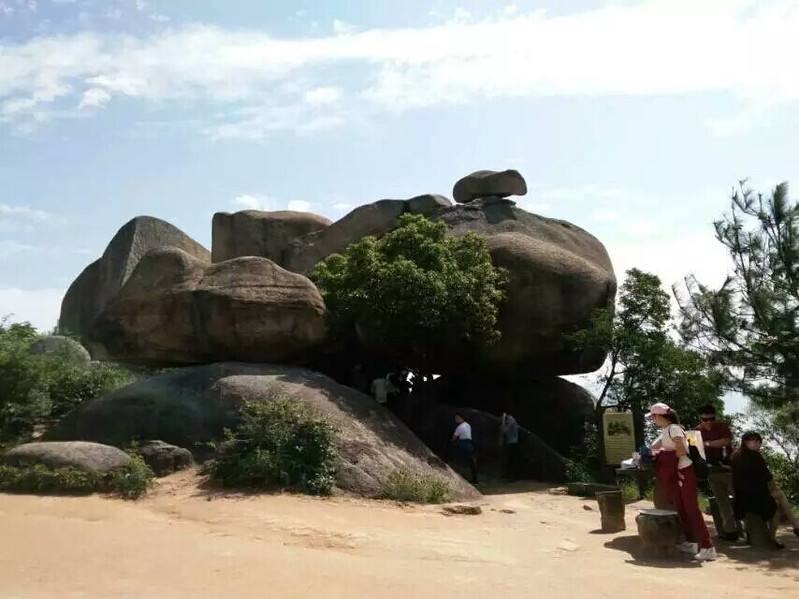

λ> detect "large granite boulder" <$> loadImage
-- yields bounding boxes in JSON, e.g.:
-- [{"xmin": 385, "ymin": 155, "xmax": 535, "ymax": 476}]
[
  {"xmin": 29, "ymin": 335, "xmax": 91, "ymax": 364},
  {"xmin": 212, "ymin": 210, "xmax": 332, "ymax": 266},
  {"xmin": 85, "ymin": 248, "xmax": 326, "ymax": 365},
  {"xmin": 59, "ymin": 216, "xmax": 210, "ymax": 338},
  {"xmin": 438, "ymin": 201, "xmax": 615, "ymax": 376},
  {"xmin": 48, "ymin": 363, "xmax": 478, "ymax": 499},
  {"xmin": 286, "ymin": 194, "xmax": 452, "ymax": 274},
  {"xmin": 432, "ymin": 375, "xmax": 596, "ymax": 455},
  {"xmin": 2, "ymin": 441, "xmax": 131, "ymax": 472},
  {"xmin": 452, "ymin": 169, "xmax": 527, "ymax": 204}
]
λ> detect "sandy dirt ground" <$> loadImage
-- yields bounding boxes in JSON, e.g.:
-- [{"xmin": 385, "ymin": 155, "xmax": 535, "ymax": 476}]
[{"xmin": 1, "ymin": 471, "xmax": 797, "ymax": 599}]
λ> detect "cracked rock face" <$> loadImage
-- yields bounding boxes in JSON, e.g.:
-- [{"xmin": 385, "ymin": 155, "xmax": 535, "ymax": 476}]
[{"xmin": 85, "ymin": 248, "xmax": 327, "ymax": 366}]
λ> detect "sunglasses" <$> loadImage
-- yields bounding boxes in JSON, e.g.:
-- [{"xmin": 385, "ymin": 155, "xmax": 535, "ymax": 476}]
[{"xmin": 700, "ymin": 417, "xmax": 716, "ymax": 422}]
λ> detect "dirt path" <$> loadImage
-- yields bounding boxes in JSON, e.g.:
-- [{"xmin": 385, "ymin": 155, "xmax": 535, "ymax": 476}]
[{"xmin": 1, "ymin": 471, "xmax": 797, "ymax": 598}]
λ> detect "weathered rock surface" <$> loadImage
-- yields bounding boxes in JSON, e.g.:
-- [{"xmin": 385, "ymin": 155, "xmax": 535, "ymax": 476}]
[
  {"xmin": 85, "ymin": 249, "xmax": 326, "ymax": 365},
  {"xmin": 29, "ymin": 335, "xmax": 91, "ymax": 364},
  {"xmin": 49, "ymin": 363, "xmax": 478, "ymax": 499},
  {"xmin": 285, "ymin": 195, "xmax": 452, "ymax": 274},
  {"xmin": 2, "ymin": 441, "xmax": 131, "ymax": 472},
  {"xmin": 438, "ymin": 202, "xmax": 615, "ymax": 375},
  {"xmin": 452, "ymin": 169, "xmax": 527, "ymax": 204},
  {"xmin": 59, "ymin": 216, "xmax": 210, "ymax": 338},
  {"xmin": 137, "ymin": 440, "xmax": 193, "ymax": 476},
  {"xmin": 212, "ymin": 210, "xmax": 332, "ymax": 266},
  {"xmin": 438, "ymin": 375, "xmax": 596, "ymax": 455}
]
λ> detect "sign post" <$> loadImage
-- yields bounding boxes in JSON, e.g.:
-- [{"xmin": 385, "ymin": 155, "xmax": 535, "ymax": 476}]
[{"xmin": 603, "ymin": 411, "xmax": 635, "ymax": 466}]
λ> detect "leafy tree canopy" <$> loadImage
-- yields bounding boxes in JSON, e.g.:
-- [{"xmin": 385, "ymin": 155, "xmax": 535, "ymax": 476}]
[{"xmin": 310, "ymin": 214, "xmax": 508, "ymax": 372}]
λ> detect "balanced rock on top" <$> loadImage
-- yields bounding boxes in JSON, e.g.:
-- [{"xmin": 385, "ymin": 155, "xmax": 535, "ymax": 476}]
[{"xmin": 452, "ymin": 169, "xmax": 527, "ymax": 204}]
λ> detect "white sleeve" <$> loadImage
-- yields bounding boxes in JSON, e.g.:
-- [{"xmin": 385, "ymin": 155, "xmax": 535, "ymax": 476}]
[{"xmin": 668, "ymin": 425, "xmax": 685, "ymax": 439}]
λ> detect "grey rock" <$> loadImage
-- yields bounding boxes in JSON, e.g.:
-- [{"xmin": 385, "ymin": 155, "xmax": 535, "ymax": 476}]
[
  {"xmin": 452, "ymin": 169, "xmax": 527, "ymax": 204},
  {"xmin": 85, "ymin": 248, "xmax": 327, "ymax": 366},
  {"xmin": 59, "ymin": 216, "xmax": 210, "ymax": 339},
  {"xmin": 29, "ymin": 336, "xmax": 91, "ymax": 364},
  {"xmin": 2, "ymin": 441, "xmax": 131, "ymax": 472},
  {"xmin": 212, "ymin": 210, "xmax": 332, "ymax": 266},
  {"xmin": 286, "ymin": 195, "xmax": 452, "ymax": 274},
  {"xmin": 137, "ymin": 440, "xmax": 193, "ymax": 477},
  {"xmin": 48, "ymin": 363, "xmax": 479, "ymax": 500}
]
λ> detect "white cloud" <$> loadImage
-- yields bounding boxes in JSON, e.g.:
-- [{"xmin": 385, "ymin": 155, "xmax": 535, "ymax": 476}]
[
  {"xmin": 231, "ymin": 194, "xmax": 273, "ymax": 211},
  {"xmin": 1, "ymin": 1, "xmax": 797, "ymax": 134},
  {"xmin": 332, "ymin": 19, "xmax": 357, "ymax": 35},
  {"xmin": 0, "ymin": 287, "xmax": 63, "ymax": 332},
  {"xmin": 78, "ymin": 87, "xmax": 111, "ymax": 110},
  {"xmin": 134, "ymin": 0, "xmax": 147, "ymax": 12},
  {"xmin": 303, "ymin": 86, "xmax": 341, "ymax": 106},
  {"xmin": 287, "ymin": 200, "xmax": 312, "ymax": 212},
  {"xmin": 0, "ymin": 203, "xmax": 51, "ymax": 221},
  {"xmin": 0, "ymin": 239, "xmax": 37, "ymax": 259}
]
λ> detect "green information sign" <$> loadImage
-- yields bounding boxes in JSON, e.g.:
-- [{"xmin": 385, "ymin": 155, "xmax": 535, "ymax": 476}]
[{"xmin": 603, "ymin": 411, "xmax": 635, "ymax": 465}]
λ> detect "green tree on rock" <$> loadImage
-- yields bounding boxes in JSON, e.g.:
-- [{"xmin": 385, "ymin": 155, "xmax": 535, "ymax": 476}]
[
  {"xmin": 570, "ymin": 269, "xmax": 722, "ymax": 462},
  {"xmin": 310, "ymin": 214, "xmax": 508, "ymax": 374}
]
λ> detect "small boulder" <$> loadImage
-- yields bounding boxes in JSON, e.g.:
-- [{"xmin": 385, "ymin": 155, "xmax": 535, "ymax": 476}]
[
  {"xmin": 442, "ymin": 504, "xmax": 482, "ymax": 516},
  {"xmin": 29, "ymin": 336, "xmax": 91, "ymax": 364},
  {"xmin": 2, "ymin": 441, "xmax": 131, "ymax": 472},
  {"xmin": 137, "ymin": 440, "xmax": 193, "ymax": 476},
  {"xmin": 452, "ymin": 169, "xmax": 527, "ymax": 204}
]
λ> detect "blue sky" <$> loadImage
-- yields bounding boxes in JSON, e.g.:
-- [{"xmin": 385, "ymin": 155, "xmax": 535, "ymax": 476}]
[{"xmin": 1, "ymin": 0, "xmax": 797, "ymax": 412}]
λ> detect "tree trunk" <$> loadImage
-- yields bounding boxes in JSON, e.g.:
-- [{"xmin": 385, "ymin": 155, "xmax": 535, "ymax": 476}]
[
  {"xmin": 635, "ymin": 509, "xmax": 682, "ymax": 557},
  {"xmin": 596, "ymin": 490, "xmax": 626, "ymax": 532}
]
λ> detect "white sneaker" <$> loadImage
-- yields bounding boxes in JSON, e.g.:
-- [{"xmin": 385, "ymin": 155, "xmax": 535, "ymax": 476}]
[
  {"xmin": 677, "ymin": 542, "xmax": 699, "ymax": 554},
  {"xmin": 694, "ymin": 547, "xmax": 718, "ymax": 562}
]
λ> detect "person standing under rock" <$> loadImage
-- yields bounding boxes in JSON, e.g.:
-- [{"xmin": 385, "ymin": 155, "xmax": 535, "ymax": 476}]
[
  {"xmin": 499, "ymin": 412, "xmax": 521, "ymax": 481},
  {"xmin": 649, "ymin": 403, "xmax": 716, "ymax": 562},
  {"xmin": 452, "ymin": 413, "xmax": 479, "ymax": 485}
]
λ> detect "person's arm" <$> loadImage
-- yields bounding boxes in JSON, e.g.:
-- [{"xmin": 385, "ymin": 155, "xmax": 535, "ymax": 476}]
[
  {"xmin": 705, "ymin": 425, "xmax": 732, "ymax": 448},
  {"xmin": 669, "ymin": 426, "xmax": 692, "ymax": 469}
]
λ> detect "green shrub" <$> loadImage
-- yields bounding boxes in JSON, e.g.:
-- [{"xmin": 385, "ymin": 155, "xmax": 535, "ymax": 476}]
[
  {"xmin": 620, "ymin": 481, "xmax": 641, "ymax": 504},
  {"xmin": 0, "ymin": 319, "xmax": 133, "ymax": 447},
  {"xmin": 210, "ymin": 397, "xmax": 337, "ymax": 496},
  {"xmin": 0, "ymin": 456, "xmax": 153, "ymax": 499},
  {"xmin": 765, "ymin": 451, "xmax": 799, "ymax": 506},
  {"xmin": 380, "ymin": 470, "xmax": 453, "ymax": 504}
]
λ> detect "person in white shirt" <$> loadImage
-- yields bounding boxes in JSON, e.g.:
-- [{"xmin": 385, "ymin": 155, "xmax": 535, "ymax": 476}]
[
  {"xmin": 649, "ymin": 402, "xmax": 716, "ymax": 562},
  {"xmin": 451, "ymin": 413, "xmax": 478, "ymax": 484}
]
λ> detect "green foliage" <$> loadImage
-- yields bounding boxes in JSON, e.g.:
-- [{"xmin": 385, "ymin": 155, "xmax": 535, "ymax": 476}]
[
  {"xmin": 0, "ymin": 319, "xmax": 133, "ymax": 447},
  {"xmin": 764, "ymin": 451, "xmax": 799, "ymax": 506},
  {"xmin": 380, "ymin": 470, "xmax": 453, "ymax": 504},
  {"xmin": 677, "ymin": 181, "xmax": 799, "ymax": 422},
  {"xmin": 620, "ymin": 481, "xmax": 641, "ymax": 504},
  {"xmin": 0, "ymin": 456, "xmax": 153, "ymax": 499},
  {"xmin": 210, "ymin": 397, "xmax": 338, "ymax": 495},
  {"xmin": 311, "ymin": 214, "xmax": 508, "ymax": 371},
  {"xmin": 569, "ymin": 269, "xmax": 723, "ymax": 451},
  {"xmin": 565, "ymin": 422, "xmax": 601, "ymax": 482}
]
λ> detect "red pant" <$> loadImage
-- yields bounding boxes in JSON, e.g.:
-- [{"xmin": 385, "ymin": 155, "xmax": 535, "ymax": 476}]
[{"xmin": 656, "ymin": 450, "xmax": 713, "ymax": 549}]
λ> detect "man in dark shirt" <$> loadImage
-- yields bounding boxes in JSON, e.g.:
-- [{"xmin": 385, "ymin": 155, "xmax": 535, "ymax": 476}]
[
  {"xmin": 696, "ymin": 404, "xmax": 737, "ymax": 540},
  {"xmin": 696, "ymin": 405, "xmax": 732, "ymax": 464}
]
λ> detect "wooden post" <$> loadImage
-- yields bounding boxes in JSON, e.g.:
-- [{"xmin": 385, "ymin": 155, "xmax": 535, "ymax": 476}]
[
  {"xmin": 596, "ymin": 490, "xmax": 626, "ymax": 532},
  {"xmin": 635, "ymin": 509, "xmax": 682, "ymax": 558},
  {"xmin": 744, "ymin": 513, "xmax": 772, "ymax": 548}
]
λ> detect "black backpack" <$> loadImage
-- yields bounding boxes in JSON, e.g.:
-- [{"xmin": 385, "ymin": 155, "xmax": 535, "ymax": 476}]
[{"xmin": 668, "ymin": 426, "xmax": 709, "ymax": 479}]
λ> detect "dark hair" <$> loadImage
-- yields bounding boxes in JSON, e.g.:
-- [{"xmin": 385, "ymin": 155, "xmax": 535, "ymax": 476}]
[
  {"xmin": 699, "ymin": 404, "xmax": 717, "ymax": 415},
  {"xmin": 663, "ymin": 409, "xmax": 680, "ymax": 425},
  {"xmin": 741, "ymin": 431, "xmax": 763, "ymax": 444},
  {"xmin": 454, "ymin": 412, "xmax": 465, "ymax": 420},
  {"xmin": 733, "ymin": 431, "xmax": 763, "ymax": 460}
]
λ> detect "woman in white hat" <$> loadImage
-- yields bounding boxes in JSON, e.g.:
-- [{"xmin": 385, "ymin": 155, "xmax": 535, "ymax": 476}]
[{"xmin": 649, "ymin": 402, "xmax": 717, "ymax": 562}]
